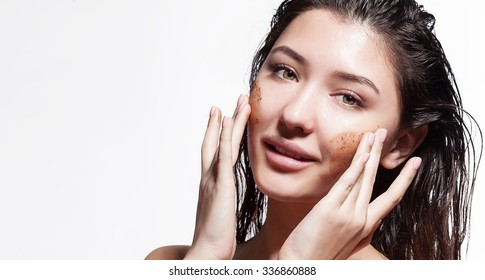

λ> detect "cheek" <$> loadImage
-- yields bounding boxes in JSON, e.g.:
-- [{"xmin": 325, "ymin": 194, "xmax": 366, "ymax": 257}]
[
  {"xmin": 327, "ymin": 132, "xmax": 364, "ymax": 176},
  {"xmin": 249, "ymin": 81, "xmax": 262, "ymax": 125},
  {"xmin": 247, "ymin": 81, "xmax": 262, "ymax": 173}
]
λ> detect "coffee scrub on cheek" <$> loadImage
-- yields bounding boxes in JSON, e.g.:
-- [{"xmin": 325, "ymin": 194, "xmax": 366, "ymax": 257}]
[
  {"xmin": 327, "ymin": 131, "xmax": 365, "ymax": 177},
  {"xmin": 249, "ymin": 81, "xmax": 262, "ymax": 125}
]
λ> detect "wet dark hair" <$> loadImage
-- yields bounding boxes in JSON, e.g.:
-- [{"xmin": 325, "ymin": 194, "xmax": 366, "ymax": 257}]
[{"xmin": 234, "ymin": 0, "xmax": 482, "ymax": 259}]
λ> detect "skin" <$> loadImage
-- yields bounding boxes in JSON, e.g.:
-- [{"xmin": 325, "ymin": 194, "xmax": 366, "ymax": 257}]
[
  {"xmin": 238, "ymin": 9, "xmax": 405, "ymax": 259},
  {"xmin": 247, "ymin": 10, "xmax": 401, "ymax": 204},
  {"xmin": 251, "ymin": 82, "xmax": 365, "ymax": 177},
  {"xmin": 249, "ymin": 82, "xmax": 262, "ymax": 124},
  {"xmin": 328, "ymin": 131, "xmax": 365, "ymax": 174},
  {"xmin": 146, "ymin": 8, "xmax": 425, "ymax": 260}
]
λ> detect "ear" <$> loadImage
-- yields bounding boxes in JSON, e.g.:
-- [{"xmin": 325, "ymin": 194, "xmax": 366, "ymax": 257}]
[{"xmin": 381, "ymin": 125, "xmax": 428, "ymax": 169}]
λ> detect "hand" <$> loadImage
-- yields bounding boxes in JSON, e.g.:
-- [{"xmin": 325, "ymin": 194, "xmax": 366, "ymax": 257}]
[
  {"xmin": 278, "ymin": 129, "xmax": 422, "ymax": 259},
  {"xmin": 184, "ymin": 95, "xmax": 251, "ymax": 260}
]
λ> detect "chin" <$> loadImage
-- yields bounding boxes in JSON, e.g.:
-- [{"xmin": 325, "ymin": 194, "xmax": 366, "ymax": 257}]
[{"xmin": 253, "ymin": 171, "xmax": 331, "ymax": 204}]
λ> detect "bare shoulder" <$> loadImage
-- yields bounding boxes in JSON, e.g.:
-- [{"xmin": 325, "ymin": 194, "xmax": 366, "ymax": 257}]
[{"xmin": 145, "ymin": 245, "xmax": 191, "ymax": 260}]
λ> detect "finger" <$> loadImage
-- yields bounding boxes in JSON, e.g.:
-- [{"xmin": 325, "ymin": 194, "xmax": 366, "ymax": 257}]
[
  {"xmin": 367, "ymin": 157, "xmax": 421, "ymax": 226},
  {"xmin": 322, "ymin": 151, "xmax": 370, "ymax": 208},
  {"xmin": 323, "ymin": 132, "xmax": 374, "ymax": 207},
  {"xmin": 217, "ymin": 116, "xmax": 234, "ymax": 183},
  {"xmin": 341, "ymin": 171, "xmax": 364, "ymax": 210},
  {"xmin": 351, "ymin": 132, "xmax": 376, "ymax": 164},
  {"xmin": 201, "ymin": 106, "xmax": 222, "ymax": 174},
  {"xmin": 232, "ymin": 94, "xmax": 245, "ymax": 119},
  {"xmin": 231, "ymin": 99, "xmax": 251, "ymax": 163},
  {"xmin": 342, "ymin": 132, "xmax": 376, "ymax": 205},
  {"xmin": 356, "ymin": 128, "xmax": 387, "ymax": 209}
]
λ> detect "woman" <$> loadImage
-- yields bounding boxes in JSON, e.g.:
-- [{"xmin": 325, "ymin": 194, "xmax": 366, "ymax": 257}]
[{"xmin": 147, "ymin": 0, "xmax": 481, "ymax": 260}]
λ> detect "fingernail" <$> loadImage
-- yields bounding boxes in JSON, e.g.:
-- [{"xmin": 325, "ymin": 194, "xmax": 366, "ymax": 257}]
[
  {"xmin": 209, "ymin": 106, "xmax": 216, "ymax": 118},
  {"xmin": 367, "ymin": 132, "xmax": 375, "ymax": 146},
  {"xmin": 412, "ymin": 157, "xmax": 422, "ymax": 170},
  {"xmin": 238, "ymin": 103, "xmax": 246, "ymax": 113},
  {"xmin": 222, "ymin": 116, "xmax": 228, "ymax": 127},
  {"xmin": 237, "ymin": 94, "xmax": 245, "ymax": 107},
  {"xmin": 377, "ymin": 129, "xmax": 387, "ymax": 143}
]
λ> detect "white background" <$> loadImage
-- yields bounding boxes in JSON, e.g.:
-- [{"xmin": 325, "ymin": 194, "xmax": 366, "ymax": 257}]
[{"xmin": 0, "ymin": 0, "xmax": 483, "ymax": 259}]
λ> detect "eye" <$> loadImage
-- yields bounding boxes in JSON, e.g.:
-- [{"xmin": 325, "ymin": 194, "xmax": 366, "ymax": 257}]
[
  {"xmin": 334, "ymin": 91, "xmax": 364, "ymax": 108},
  {"xmin": 271, "ymin": 64, "xmax": 298, "ymax": 81},
  {"xmin": 341, "ymin": 94, "xmax": 358, "ymax": 105}
]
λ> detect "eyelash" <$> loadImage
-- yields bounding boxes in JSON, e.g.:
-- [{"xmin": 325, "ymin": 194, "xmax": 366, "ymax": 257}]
[
  {"xmin": 270, "ymin": 63, "xmax": 298, "ymax": 81},
  {"xmin": 333, "ymin": 90, "xmax": 365, "ymax": 109}
]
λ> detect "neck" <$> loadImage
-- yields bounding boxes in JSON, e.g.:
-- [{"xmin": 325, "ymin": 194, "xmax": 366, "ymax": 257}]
[{"xmin": 235, "ymin": 198, "xmax": 316, "ymax": 259}]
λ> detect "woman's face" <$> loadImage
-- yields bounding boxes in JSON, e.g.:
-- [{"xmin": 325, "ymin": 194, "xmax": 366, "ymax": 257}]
[{"xmin": 248, "ymin": 9, "xmax": 402, "ymax": 203}]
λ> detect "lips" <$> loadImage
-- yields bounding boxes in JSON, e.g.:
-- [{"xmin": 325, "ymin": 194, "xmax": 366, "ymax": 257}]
[
  {"xmin": 273, "ymin": 145, "xmax": 309, "ymax": 160},
  {"xmin": 263, "ymin": 136, "xmax": 318, "ymax": 172}
]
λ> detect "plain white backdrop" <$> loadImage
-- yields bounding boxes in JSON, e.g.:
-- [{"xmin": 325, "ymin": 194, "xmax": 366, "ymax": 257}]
[{"xmin": 0, "ymin": 0, "xmax": 483, "ymax": 259}]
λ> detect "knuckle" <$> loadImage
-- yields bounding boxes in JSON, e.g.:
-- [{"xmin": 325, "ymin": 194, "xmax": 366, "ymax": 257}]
[
  {"xmin": 385, "ymin": 190, "xmax": 403, "ymax": 207},
  {"xmin": 338, "ymin": 177, "xmax": 355, "ymax": 192},
  {"xmin": 323, "ymin": 210, "xmax": 348, "ymax": 227},
  {"xmin": 316, "ymin": 204, "xmax": 333, "ymax": 217},
  {"xmin": 217, "ymin": 150, "xmax": 230, "ymax": 163},
  {"xmin": 347, "ymin": 218, "xmax": 363, "ymax": 230}
]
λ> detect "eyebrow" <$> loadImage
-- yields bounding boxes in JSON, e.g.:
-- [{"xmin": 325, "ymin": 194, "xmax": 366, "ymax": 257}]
[
  {"xmin": 270, "ymin": 45, "xmax": 308, "ymax": 65},
  {"xmin": 332, "ymin": 71, "xmax": 380, "ymax": 95}
]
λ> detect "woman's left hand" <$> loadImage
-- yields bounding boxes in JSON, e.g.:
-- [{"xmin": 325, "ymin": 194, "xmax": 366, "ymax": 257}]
[{"xmin": 277, "ymin": 129, "xmax": 422, "ymax": 259}]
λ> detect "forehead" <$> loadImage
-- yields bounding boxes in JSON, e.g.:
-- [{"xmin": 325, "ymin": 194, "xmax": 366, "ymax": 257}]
[{"xmin": 273, "ymin": 9, "xmax": 398, "ymax": 95}]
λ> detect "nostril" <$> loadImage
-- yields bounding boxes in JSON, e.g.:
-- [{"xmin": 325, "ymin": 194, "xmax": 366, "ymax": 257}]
[
  {"xmin": 278, "ymin": 118, "xmax": 310, "ymax": 138},
  {"xmin": 280, "ymin": 109, "xmax": 314, "ymax": 135}
]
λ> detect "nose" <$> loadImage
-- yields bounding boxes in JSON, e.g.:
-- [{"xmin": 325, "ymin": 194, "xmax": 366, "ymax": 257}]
[{"xmin": 279, "ymin": 85, "xmax": 318, "ymax": 135}]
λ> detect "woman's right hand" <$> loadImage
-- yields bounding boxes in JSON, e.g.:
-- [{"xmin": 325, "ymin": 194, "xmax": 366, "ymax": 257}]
[
  {"xmin": 277, "ymin": 129, "xmax": 421, "ymax": 260},
  {"xmin": 184, "ymin": 95, "xmax": 251, "ymax": 260}
]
